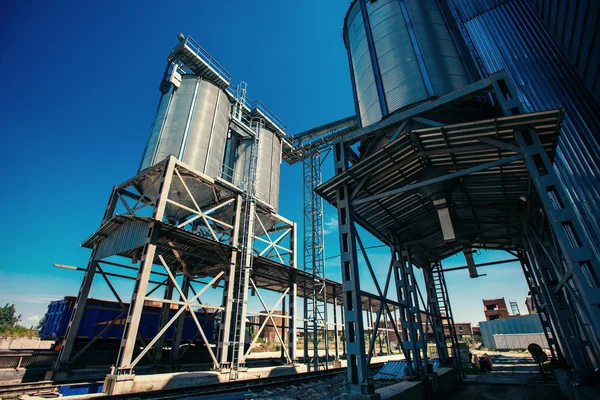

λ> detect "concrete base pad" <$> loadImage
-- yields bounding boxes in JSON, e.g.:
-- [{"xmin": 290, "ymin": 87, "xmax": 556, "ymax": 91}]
[
  {"xmin": 103, "ymin": 354, "xmax": 401, "ymax": 395},
  {"xmin": 104, "ymin": 364, "xmax": 306, "ymax": 395},
  {"xmin": 376, "ymin": 368, "xmax": 458, "ymax": 400}
]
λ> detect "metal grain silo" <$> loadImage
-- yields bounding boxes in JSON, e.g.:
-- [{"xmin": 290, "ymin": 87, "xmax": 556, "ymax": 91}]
[
  {"xmin": 233, "ymin": 126, "xmax": 281, "ymax": 211},
  {"xmin": 139, "ymin": 75, "xmax": 232, "ymax": 178},
  {"xmin": 343, "ymin": 0, "xmax": 471, "ymax": 128}
]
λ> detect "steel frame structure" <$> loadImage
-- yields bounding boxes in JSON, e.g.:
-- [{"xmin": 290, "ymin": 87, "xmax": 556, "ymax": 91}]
[
  {"xmin": 52, "ymin": 156, "xmax": 299, "ymax": 383},
  {"xmin": 315, "ymin": 71, "xmax": 600, "ymax": 396},
  {"xmin": 52, "ymin": 154, "xmax": 403, "ymax": 392},
  {"xmin": 285, "ymin": 117, "xmax": 359, "ymax": 372}
]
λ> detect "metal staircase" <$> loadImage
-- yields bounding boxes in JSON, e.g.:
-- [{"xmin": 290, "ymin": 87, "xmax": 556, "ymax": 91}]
[
  {"xmin": 431, "ymin": 263, "xmax": 464, "ymax": 378},
  {"xmin": 229, "ymin": 119, "xmax": 261, "ymax": 381}
]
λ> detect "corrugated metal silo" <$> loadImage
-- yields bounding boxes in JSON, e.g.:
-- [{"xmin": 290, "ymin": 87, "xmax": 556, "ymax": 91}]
[
  {"xmin": 233, "ymin": 126, "xmax": 282, "ymax": 212},
  {"xmin": 140, "ymin": 75, "xmax": 232, "ymax": 178},
  {"xmin": 343, "ymin": 0, "xmax": 471, "ymax": 128},
  {"xmin": 448, "ymin": 0, "xmax": 600, "ymax": 258}
]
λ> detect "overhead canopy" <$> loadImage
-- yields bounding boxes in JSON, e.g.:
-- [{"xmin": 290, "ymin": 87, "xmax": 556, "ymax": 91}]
[{"xmin": 316, "ymin": 110, "xmax": 563, "ymax": 266}]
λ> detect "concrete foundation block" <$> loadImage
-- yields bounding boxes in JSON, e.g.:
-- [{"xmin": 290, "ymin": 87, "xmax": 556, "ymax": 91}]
[
  {"xmin": 376, "ymin": 367, "xmax": 458, "ymax": 400},
  {"xmin": 103, "ymin": 373, "xmax": 135, "ymax": 395},
  {"xmin": 377, "ymin": 380, "xmax": 425, "ymax": 400}
]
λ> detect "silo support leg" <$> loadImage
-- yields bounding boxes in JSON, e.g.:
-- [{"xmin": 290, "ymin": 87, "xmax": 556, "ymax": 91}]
[
  {"xmin": 288, "ymin": 270, "xmax": 297, "ymax": 363},
  {"xmin": 52, "ymin": 254, "xmax": 98, "ymax": 378},
  {"xmin": 333, "ymin": 140, "xmax": 379, "ymax": 399},
  {"xmin": 517, "ymin": 127, "xmax": 600, "ymax": 364}
]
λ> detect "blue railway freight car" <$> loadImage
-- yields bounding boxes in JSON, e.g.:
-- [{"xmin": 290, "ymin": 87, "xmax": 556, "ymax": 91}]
[{"xmin": 40, "ymin": 296, "xmax": 215, "ymax": 348}]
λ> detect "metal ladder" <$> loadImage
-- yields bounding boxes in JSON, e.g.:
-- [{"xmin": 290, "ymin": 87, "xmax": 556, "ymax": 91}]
[
  {"xmin": 519, "ymin": 251, "xmax": 560, "ymax": 361},
  {"xmin": 229, "ymin": 119, "xmax": 261, "ymax": 381},
  {"xmin": 431, "ymin": 263, "xmax": 464, "ymax": 378},
  {"xmin": 302, "ymin": 154, "xmax": 328, "ymax": 371}
]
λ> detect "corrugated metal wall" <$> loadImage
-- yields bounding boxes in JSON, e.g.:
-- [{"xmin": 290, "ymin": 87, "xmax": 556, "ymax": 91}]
[
  {"xmin": 524, "ymin": 0, "xmax": 600, "ymax": 98},
  {"xmin": 479, "ymin": 314, "xmax": 543, "ymax": 348},
  {"xmin": 448, "ymin": 0, "xmax": 600, "ymax": 256}
]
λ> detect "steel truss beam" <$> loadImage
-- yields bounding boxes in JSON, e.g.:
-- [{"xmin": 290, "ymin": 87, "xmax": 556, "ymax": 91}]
[
  {"xmin": 244, "ymin": 280, "xmax": 291, "ymax": 364},
  {"xmin": 354, "ymin": 232, "xmax": 404, "ymax": 365}
]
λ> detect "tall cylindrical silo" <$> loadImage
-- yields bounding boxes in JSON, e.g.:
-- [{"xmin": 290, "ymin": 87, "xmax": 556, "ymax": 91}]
[
  {"xmin": 343, "ymin": 0, "xmax": 472, "ymax": 128},
  {"xmin": 139, "ymin": 75, "xmax": 232, "ymax": 178},
  {"xmin": 233, "ymin": 126, "xmax": 281, "ymax": 212}
]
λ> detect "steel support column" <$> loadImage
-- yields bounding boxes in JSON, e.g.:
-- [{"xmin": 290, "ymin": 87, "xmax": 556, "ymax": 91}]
[
  {"xmin": 115, "ymin": 157, "xmax": 175, "ymax": 374},
  {"xmin": 288, "ymin": 221, "xmax": 298, "ymax": 363},
  {"xmin": 333, "ymin": 286, "xmax": 340, "ymax": 360},
  {"xmin": 517, "ymin": 127, "xmax": 600, "ymax": 377},
  {"xmin": 52, "ymin": 256, "xmax": 98, "ymax": 375},
  {"xmin": 288, "ymin": 270, "xmax": 297, "ymax": 363},
  {"xmin": 333, "ymin": 140, "xmax": 378, "ymax": 399},
  {"xmin": 523, "ymin": 232, "xmax": 593, "ymax": 380}
]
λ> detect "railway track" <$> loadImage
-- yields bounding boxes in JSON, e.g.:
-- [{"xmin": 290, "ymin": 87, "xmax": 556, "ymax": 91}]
[
  {"xmin": 0, "ymin": 381, "xmax": 57, "ymax": 398},
  {"xmin": 0, "ymin": 363, "xmax": 384, "ymax": 399},
  {"xmin": 106, "ymin": 362, "xmax": 385, "ymax": 399}
]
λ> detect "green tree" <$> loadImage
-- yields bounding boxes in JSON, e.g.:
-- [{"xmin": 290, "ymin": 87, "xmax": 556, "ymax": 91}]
[
  {"xmin": 0, "ymin": 305, "xmax": 38, "ymax": 338},
  {"xmin": 0, "ymin": 304, "xmax": 17, "ymax": 328}
]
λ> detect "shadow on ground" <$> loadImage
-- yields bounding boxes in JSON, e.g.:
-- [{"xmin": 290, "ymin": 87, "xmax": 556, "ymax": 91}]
[{"xmin": 448, "ymin": 353, "xmax": 565, "ymax": 400}]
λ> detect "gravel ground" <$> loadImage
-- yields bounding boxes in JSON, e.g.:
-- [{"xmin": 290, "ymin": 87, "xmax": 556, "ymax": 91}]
[{"xmin": 188, "ymin": 352, "xmax": 565, "ymax": 400}]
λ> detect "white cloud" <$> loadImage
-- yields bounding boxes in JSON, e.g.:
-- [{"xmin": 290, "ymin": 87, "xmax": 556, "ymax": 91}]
[
  {"xmin": 7, "ymin": 294, "xmax": 61, "ymax": 304},
  {"xmin": 323, "ymin": 216, "xmax": 338, "ymax": 235},
  {"xmin": 27, "ymin": 315, "xmax": 40, "ymax": 323}
]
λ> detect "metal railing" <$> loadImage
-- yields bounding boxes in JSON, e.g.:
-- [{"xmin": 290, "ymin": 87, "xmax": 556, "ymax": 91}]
[
  {"xmin": 171, "ymin": 37, "xmax": 232, "ymax": 84},
  {"xmin": 219, "ymin": 164, "xmax": 275, "ymax": 207},
  {"xmin": 171, "ymin": 36, "xmax": 286, "ymax": 133},
  {"xmin": 253, "ymin": 100, "xmax": 286, "ymax": 132},
  {"xmin": 226, "ymin": 85, "xmax": 287, "ymax": 133}
]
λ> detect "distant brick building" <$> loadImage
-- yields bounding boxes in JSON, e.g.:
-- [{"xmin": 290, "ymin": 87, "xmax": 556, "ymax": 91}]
[
  {"xmin": 451, "ymin": 322, "xmax": 473, "ymax": 340},
  {"xmin": 248, "ymin": 311, "xmax": 285, "ymax": 343},
  {"xmin": 416, "ymin": 312, "xmax": 473, "ymax": 341},
  {"xmin": 525, "ymin": 293, "xmax": 537, "ymax": 314},
  {"xmin": 482, "ymin": 298, "xmax": 510, "ymax": 321}
]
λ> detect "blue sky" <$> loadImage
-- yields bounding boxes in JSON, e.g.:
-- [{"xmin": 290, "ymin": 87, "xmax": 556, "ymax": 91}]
[{"xmin": 0, "ymin": 0, "xmax": 530, "ymax": 328}]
